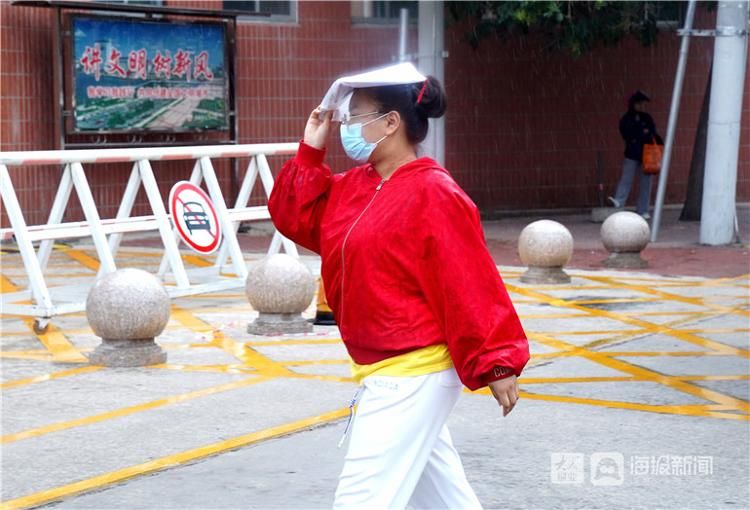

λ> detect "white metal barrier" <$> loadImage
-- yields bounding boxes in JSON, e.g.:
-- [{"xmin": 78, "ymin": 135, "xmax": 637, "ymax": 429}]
[{"xmin": 0, "ymin": 143, "xmax": 299, "ymax": 331}]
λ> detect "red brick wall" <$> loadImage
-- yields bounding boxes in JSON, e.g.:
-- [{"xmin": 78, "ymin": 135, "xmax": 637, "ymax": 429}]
[
  {"xmin": 445, "ymin": 7, "xmax": 749, "ymax": 215},
  {"xmin": 1, "ymin": 2, "xmax": 747, "ymax": 227},
  {"xmin": 1, "ymin": 4, "xmax": 57, "ymax": 226},
  {"xmin": 0, "ymin": 1, "xmax": 414, "ymax": 226}
]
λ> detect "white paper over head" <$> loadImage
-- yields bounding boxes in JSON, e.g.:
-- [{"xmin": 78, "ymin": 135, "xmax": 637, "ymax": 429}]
[{"xmin": 319, "ymin": 62, "xmax": 427, "ymax": 121}]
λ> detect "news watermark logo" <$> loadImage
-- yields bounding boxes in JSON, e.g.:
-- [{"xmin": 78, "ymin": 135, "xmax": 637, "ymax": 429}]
[
  {"xmin": 590, "ymin": 452, "xmax": 625, "ymax": 486},
  {"xmin": 551, "ymin": 452, "xmax": 713, "ymax": 485},
  {"xmin": 629, "ymin": 455, "xmax": 713, "ymax": 477},
  {"xmin": 550, "ymin": 453, "xmax": 585, "ymax": 485}
]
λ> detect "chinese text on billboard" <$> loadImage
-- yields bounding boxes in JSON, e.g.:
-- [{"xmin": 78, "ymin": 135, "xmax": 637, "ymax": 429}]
[{"xmin": 73, "ymin": 17, "xmax": 228, "ymax": 132}]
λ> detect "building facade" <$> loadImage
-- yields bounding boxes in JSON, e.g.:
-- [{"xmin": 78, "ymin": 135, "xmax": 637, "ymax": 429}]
[{"xmin": 1, "ymin": 0, "xmax": 747, "ymax": 226}]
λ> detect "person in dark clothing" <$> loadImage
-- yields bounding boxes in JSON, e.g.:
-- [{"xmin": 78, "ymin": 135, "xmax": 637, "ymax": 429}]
[{"xmin": 608, "ymin": 91, "xmax": 664, "ymax": 219}]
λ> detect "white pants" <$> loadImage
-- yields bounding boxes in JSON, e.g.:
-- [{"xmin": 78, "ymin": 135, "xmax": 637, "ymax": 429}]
[{"xmin": 333, "ymin": 368, "xmax": 482, "ymax": 510}]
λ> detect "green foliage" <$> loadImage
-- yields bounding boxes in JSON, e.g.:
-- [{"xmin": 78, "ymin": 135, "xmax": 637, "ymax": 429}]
[{"xmin": 447, "ymin": 1, "xmax": 689, "ymax": 57}]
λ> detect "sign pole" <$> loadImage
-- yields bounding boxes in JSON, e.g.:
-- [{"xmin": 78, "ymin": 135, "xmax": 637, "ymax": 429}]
[{"xmin": 651, "ymin": 0, "xmax": 698, "ymax": 242}]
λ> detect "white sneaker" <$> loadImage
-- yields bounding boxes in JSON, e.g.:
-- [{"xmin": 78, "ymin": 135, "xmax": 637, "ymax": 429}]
[
  {"xmin": 607, "ymin": 196, "xmax": 621, "ymax": 208},
  {"xmin": 640, "ymin": 212, "xmax": 651, "ymax": 220}
]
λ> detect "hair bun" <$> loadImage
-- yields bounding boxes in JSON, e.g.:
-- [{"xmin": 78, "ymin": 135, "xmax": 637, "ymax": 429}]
[{"xmin": 415, "ymin": 75, "xmax": 447, "ymax": 119}]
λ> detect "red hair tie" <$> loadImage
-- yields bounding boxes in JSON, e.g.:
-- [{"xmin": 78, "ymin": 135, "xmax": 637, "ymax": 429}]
[{"xmin": 416, "ymin": 80, "xmax": 428, "ymax": 104}]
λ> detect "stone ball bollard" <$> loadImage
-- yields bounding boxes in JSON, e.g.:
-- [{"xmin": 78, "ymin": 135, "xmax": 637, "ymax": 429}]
[
  {"xmin": 86, "ymin": 268, "xmax": 170, "ymax": 367},
  {"xmin": 245, "ymin": 254, "xmax": 316, "ymax": 335},
  {"xmin": 601, "ymin": 211, "xmax": 650, "ymax": 268},
  {"xmin": 518, "ymin": 220, "xmax": 574, "ymax": 284}
]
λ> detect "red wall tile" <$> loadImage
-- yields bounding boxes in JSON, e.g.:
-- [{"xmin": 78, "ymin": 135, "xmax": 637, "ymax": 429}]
[{"xmin": 0, "ymin": 2, "xmax": 748, "ymax": 227}]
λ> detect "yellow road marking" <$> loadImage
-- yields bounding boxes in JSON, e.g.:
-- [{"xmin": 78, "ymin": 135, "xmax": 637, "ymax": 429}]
[
  {"xmin": 532, "ymin": 333, "xmax": 750, "ymax": 413},
  {"xmin": 21, "ymin": 319, "xmax": 88, "ymax": 363},
  {"xmin": 0, "ymin": 260, "xmax": 747, "ymax": 484},
  {"xmin": 518, "ymin": 313, "xmax": 589, "ymax": 319},
  {"xmin": 212, "ymin": 330, "xmax": 296, "ymax": 377},
  {"xmin": 58, "ymin": 248, "xmax": 100, "ymax": 272},
  {"xmin": 518, "ymin": 374, "xmax": 750, "ymax": 384},
  {"xmin": 183, "ymin": 254, "xmax": 213, "ymax": 267},
  {"xmin": 524, "ymin": 351, "xmax": 573, "ymax": 360},
  {"xmin": 170, "ymin": 304, "xmax": 255, "ymax": 314},
  {"xmin": 2, "ymin": 262, "xmax": 87, "ymax": 270},
  {"xmin": 1, "ymin": 274, "xmax": 18, "ymax": 293},
  {"xmin": 0, "ymin": 366, "xmax": 102, "ymax": 390},
  {"xmin": 598, "ymin": 351, "xmax": 728, "ymax": 357},
  {"xmin": 679, "ymin": 374, "xmax": 750, "ymax": 381},
  {"xmin": 171, "ymin": 306, "xmax": 214, "ymax": 332},
  {"xmin": 517, "ymin": 284, "xmax": 609, "ymax": 291},
  {"xmin": 625, "ymin": 311, "xmax": 713, "ymax": 316},
  {"xmin": 171, "ymin": 307, "xmax": 298, "ymax": 377},
  {"xmin": 246, "ymin": 338, "xmax": 342, "ymax": 346},
  {"xmin": 15, "ymin": 273, "xmax": 94, "ymax": 279},
  {"xmin": 284, "ymin": 359, "xmax": 348, "ymax": 366},
  {"xmin": 584, "ymin": 274, "xmax": 750, "ymax": 317},
  {"xmin": 471, "ymin": 387, "xmax": 747, "ymax": 420},
  {"xmin": 520, "ymin": 376, "xmax": 637, "ymax": 383},
  {"xmin": 1, "ymin": 376, "xmax": 269, "ymax": 444},
  {"xmin": 155, "ymin": 363, "xmax": 257, "ymax": 375},
  {"xmin": 529, "ymin": 329, "xmax": 651, "ymax": 336},
  {"xmin": 0, "ymin": 351, "xmax": 54, "ymax": 361},
  {"xmin": 0, "ymin": 407, "xmax": 349, "ymax": 510},
  {"xmin": 524, "ymin": 311, "xmax": 723, "ymax": 369},
  {"xmin": 683, "ymin": 327, "xmax": 750, "ymax": 334},
  {"xmin": 570, "ymin": 298, "xmax": 659, "ymax": 305},
  {"xmin": 508, "ymin": 283, "xmax": 748, "ymax": 356},
  {"xmin": 514, "ymin": 391, "xmax": 749, "ymax": 421}
]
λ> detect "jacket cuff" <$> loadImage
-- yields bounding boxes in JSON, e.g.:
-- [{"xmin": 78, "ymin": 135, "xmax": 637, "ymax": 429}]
[
  {"xmin": 295, "ymin": 140, "xmax": 326, "ymax": 167},
  {"xmin": 483, "ymin": 366, "xmax": 516, "ymax": 385}
]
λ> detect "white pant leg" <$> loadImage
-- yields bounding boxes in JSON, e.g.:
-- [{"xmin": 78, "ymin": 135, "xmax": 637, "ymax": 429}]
[
  {"xmin": 333, "ymin": 368, "xmax": 472, "ymax": 509},
  {"xmin": 408, "ymin": 425, "xmax": 482, "ymax": 510}
]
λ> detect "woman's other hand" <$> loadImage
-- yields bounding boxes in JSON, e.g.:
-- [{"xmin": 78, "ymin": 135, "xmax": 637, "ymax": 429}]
[
  {"xmin": 489, "ymin": 376, "xmax": 519, "ymax": 416},
  {"xmin": 304, "ymin": 108, "xmax": 332, "ymax": 150}
]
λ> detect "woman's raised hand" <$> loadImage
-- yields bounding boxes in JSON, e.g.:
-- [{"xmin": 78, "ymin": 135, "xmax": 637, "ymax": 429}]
[{"xmin": 304, "ymin": 108, "xmax": 332, "ymax": 150}]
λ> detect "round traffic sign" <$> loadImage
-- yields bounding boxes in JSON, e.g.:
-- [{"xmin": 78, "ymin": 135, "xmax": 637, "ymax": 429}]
[{"xmin": 168, "ymin": 181, "xmax": 222, "ymax": 254}]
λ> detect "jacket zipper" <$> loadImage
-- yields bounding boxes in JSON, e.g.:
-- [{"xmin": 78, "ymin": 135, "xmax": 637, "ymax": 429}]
[{"xmin": 339, "ymin": 178, "xmax": 386, "ymax": 331}]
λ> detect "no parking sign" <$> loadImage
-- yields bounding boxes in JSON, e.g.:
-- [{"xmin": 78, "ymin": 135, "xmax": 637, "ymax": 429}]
[{"xmin": 169, "ymin": 181, "xmax": 222, "ymax": 254}]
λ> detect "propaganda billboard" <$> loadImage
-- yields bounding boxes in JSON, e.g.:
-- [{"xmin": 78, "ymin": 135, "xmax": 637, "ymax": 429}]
[{"xmin": 72, "ymin": 16, "xmax": 229, "ymax": 133}]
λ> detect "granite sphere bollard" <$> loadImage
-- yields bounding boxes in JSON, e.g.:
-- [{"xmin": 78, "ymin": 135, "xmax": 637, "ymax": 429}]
[
  {"xmin": 86, "ymin": 268, "xmax": 169, "ymax": 367},
  {"xmin": 245, "ymin": 254, "xmax": 316, "ymax": 335},
  {"xmin": 518, "ymin": 220, "xmax": 574, "ymax": 284},
  {"xmin": 601, "ymin": 211, "xmax": 650, "ymax": 268}
]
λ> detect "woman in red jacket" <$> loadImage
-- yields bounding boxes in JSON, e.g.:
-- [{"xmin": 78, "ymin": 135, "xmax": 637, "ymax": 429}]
[{"xmin": 268, "ymin": 68, "xmax": 529, "ymax": 509}]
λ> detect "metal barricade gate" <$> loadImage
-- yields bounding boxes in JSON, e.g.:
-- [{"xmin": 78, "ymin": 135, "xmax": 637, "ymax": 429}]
[{"xmin": 0, "ymin": 143, "xmax": 299, "ymax": 332}]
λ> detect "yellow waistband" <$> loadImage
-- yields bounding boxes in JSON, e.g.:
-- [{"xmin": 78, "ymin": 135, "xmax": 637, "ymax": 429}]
[{"xmin": 350, "ymin": 343, "xmax": 454, "ymax": 384}]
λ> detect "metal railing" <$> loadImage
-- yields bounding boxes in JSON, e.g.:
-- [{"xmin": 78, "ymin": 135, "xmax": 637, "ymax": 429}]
[{"xmin": 0, "ymin": 143, "xmax": 299, "ymax": 331}]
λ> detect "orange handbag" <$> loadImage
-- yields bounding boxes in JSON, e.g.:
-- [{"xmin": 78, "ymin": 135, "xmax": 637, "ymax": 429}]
[{"xmin": 642, "ymin": 137, "xmax": 663, "ymax": 174}]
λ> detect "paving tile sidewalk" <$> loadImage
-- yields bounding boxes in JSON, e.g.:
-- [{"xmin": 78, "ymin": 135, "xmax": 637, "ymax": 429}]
[
  {"xmin": 0, "ymin": 241, "xmax": 748, "ymax": 509},
  {"xmin": 108, "ymin": 204, "xmax": 750, "ymax": 278}
]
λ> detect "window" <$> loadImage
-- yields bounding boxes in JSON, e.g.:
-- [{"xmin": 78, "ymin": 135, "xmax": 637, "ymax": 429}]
[
  {"xmin": 225, "ymin": 1, "xmax": 297, "ymax": 23},
  {"xmin": 352, "ymin": 1, "xmax": 418, "ymax": 24}
]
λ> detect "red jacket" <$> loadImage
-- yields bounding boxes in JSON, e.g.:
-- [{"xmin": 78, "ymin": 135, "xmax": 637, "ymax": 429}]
[{"xmin": 268, "ymin": 142, "xmax": 530, "ymax": 390}]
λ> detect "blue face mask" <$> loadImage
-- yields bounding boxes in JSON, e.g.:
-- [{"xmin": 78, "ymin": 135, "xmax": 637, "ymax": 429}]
[{"xmin": 340, "ymin": 113, "xmax": 389, "ymax": 163}]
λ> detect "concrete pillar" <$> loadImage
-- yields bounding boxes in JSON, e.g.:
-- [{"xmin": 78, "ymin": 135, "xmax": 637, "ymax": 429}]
[
  {"xmin": 601, "ymin": 212, "xmax": 651, "ymax": 269},
  {"xmin": 518, "ymin": 220, "xmax": 574, "ymax": 284},
  {"xmin": 86, "ymin": 268, "xmax": 170, "ymax": 367},
  {"xmin": 245, "ymin": 254, "xmax": 316, "ymax": 335},
  {"xmin": 700, "ymin": 0, "xmax": 749, "ymax": 245},
  {"xmin": 418, "ymin": 0, "xmax": 445, "ymax": 166}
]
